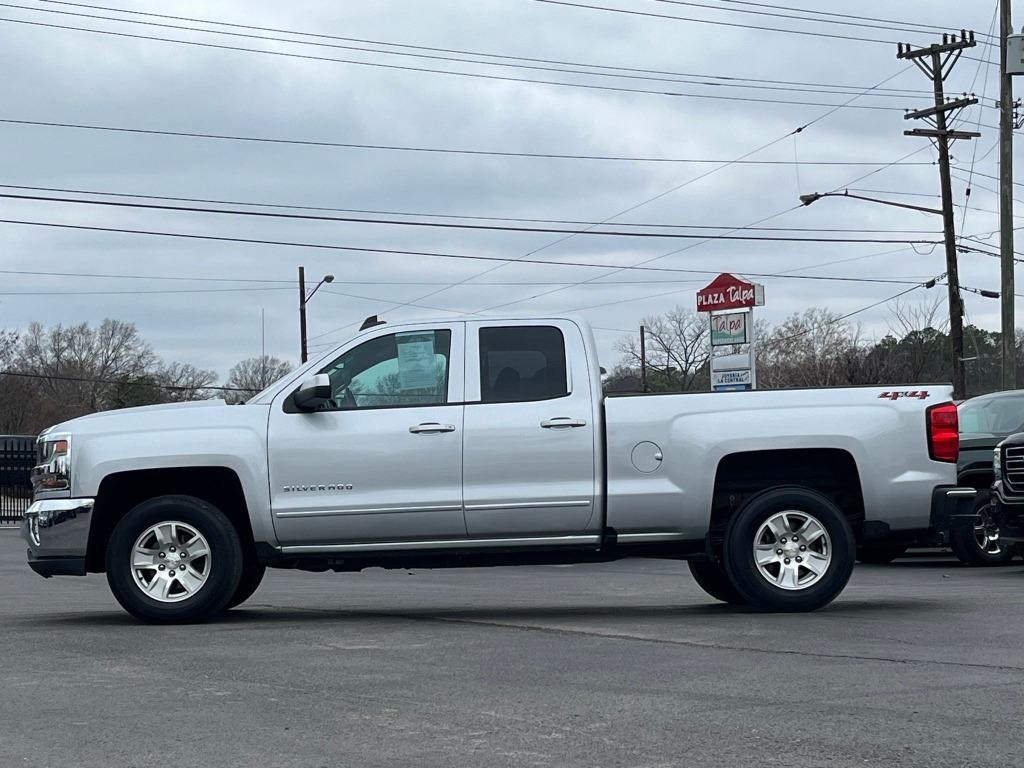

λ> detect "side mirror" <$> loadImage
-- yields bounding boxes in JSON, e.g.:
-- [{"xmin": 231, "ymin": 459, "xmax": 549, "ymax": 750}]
[{"xmin": 293, "ymin": 373, "xmax": 332, "ymax": 411}]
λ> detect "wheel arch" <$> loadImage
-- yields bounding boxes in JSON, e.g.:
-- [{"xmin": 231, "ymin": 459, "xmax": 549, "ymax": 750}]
[
  {"xmin": 86, "ymin": 467, "xmax": 256, "ymax": 572},
  {"xmin": 708, "ymin": 448, "xmax": 865, "ymax": 550}
]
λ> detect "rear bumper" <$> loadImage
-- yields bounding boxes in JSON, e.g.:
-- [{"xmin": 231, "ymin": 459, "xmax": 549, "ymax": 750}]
[
  {"xmin": 930, "ymin": 486, "xmax": 979, "ymax": 533},
  {"xmin": 992, "ymin": 480, "xmax": 1024, "ymax": 545},
  {"xmin": 22, "ymin": 498, "xmax": 95, "ymax": 578},
  {"xmin": 862, "ymin": 486, "xmax": 979, "ymax": 546}
]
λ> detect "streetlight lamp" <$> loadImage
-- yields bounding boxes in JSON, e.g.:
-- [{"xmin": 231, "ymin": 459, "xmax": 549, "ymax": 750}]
[
  {"xmin": 298, "ymin": 266, "xmax": 335, "ymax": 364},
  {"xmin": 799, "ymin": 189, "xmax": 943, "ymax": 216}
]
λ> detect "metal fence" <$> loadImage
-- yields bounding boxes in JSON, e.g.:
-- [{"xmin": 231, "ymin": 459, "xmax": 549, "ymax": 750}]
[{"xmin": 1, "ymin": 435, "xmax": 34, "ymax": 525}]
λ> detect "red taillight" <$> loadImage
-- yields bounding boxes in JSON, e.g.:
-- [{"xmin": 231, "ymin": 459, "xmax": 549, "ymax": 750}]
[{"xmin": 928, "ymin": 403, "xmax": 959, "ymax": 462}]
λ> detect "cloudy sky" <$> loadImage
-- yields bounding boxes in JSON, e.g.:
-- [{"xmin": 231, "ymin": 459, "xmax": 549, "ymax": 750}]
[{"xmin": 0, "ymin": 0, "xmax": 1015, "ymax": 378}]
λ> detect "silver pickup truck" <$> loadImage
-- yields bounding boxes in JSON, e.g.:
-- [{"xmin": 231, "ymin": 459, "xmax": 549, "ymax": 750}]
[{"xmin": 23, "ymin": 316, "xmax": 973, "ymax": 622}]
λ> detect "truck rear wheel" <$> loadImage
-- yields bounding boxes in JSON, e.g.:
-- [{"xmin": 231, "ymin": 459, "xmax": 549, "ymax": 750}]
[
  {"xmin": 688, "ymin": 560, "xmax": 747, "ymax": 605},
  {"xmin": 722, "ymin": 487, "xmax": 855, "ymax": 612},
  {"xmin": 105, "ymin": 495, "xmax": 243, "ymax": 624},
  {"xmin": 949, "ymin": 492, "xmax": 1016, "ymax": 566}
]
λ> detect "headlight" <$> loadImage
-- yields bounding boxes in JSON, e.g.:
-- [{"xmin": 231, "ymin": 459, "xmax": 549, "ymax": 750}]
[
  {"xmin": 993, "ymin": 447, "xmax": 1002, "ymax": 476},
  {"xmin": 31, "ymin": 434, "xmax": 72, "ymax": 493}
]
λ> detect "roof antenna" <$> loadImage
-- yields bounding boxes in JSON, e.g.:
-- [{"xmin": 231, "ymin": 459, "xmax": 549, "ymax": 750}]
[{"xmin": 359, "ymin": 315, "xmax": 386, "ymax": 331}]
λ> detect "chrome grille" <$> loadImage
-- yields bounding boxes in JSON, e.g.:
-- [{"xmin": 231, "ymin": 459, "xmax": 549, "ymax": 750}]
[{"xmin": 1004, "ymin": 446, "xmax": 1024, "ymax": 492}]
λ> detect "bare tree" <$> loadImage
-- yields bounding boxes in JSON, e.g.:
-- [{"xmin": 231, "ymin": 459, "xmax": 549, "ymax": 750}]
[
  {"xmin": 757, "ymin": 309, "xmax": 866, "ymax": 389},
  {"xmin": 224, "ymin": 356, "xmax": 293, "ymax": 403},
  {"xmin": 17, "ymin": 319, "xmax": 157, "ymax": 426},
  {"xmin": 616, "ymin": 307, "xmax": 710, "ymax": 392},
  {"xmin": 153, "ymin": 362, "xmax": 219, "ymax": 402},
  {"xmin": 0, "ymin": 329, "xmax": 36, "ymax": 434}
]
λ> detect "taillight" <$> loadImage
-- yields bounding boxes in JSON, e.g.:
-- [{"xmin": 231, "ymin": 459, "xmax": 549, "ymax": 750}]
[{"xmin": 927, "ymin": 403, "xmax": 959, "ymax": 463}]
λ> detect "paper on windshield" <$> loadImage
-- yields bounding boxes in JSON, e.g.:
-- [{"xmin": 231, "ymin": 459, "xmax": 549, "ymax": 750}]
[{"xmin": 396, "ymin": 332, "xmax": 437, "ymax": 391}]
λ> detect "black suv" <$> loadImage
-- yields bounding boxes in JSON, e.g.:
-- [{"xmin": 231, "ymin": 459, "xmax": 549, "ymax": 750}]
[
  {"xmin": 991, "ymin": 432, "xmax": 1024, "ymax": 551},
  {"xmin": 857, "ymin": 391, "xmax": 1024, "ymax": 565}
]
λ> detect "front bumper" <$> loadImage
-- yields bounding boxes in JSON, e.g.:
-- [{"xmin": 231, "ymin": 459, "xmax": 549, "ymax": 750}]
[
  {"xmin": 991, "ymin": 480, "xmax": 1024, "ymax": 545},
  {"xmin": 21, "ymin": 498, "xmax": 95, "ymax": 578}
]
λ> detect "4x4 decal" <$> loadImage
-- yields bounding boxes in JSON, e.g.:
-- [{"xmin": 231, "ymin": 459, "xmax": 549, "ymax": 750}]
[{"xmin": 878, "ymin": 390, "xmax": 930, "ymax": 401}]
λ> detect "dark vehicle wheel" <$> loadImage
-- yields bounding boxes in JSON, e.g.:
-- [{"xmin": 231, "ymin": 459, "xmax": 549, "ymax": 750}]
[
  {"xmin": 855, "ymin": 544, "xmax": 908, "ymax": 564},
  {"xmin": 105, "ymin": 495, "xmax": 243, "ymax": 624},
  {"xmin": 224, "ymin": 557, "xmax": 266, "ymax": 611},
  {"xmin": 688, "ymin": 560, "xmax": 747, "ymax": 605},
  {"xmin": 949, "ymin": 492, "xmax": 1016, "ymax": 566},
  {"xmin": 722, "ymin": 487, "xmax": 855, "ymax": 612}
]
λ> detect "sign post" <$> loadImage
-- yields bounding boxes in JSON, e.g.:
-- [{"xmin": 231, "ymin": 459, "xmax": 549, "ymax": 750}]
[{"xmin": 696, "ymin": 273, "xmax": 764, "ymax": 392}]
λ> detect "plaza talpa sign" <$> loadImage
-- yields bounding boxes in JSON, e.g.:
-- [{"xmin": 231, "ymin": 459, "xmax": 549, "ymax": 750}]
[
  {"xmin": 697, "ymin": 274, "xmax": 764, "ymax": 392},
  {"xmin": 696, "ymin": 272, "xmax": 765, "ymax": 313}
]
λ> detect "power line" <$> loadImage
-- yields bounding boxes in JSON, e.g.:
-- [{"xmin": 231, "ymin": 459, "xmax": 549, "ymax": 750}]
[
  {"xmin": 0, "ymin": 15, "xmax": 909, "ymax": 109},
  {"xmin": 1, "ymin": 2, "xmax": 935, "ymax": 100},
  {"xmin": 534, "ymin": 0, "xmax": 959, "ymax": 48},
  {"xmin": 0, "ymin": 118, "xmax": 932, "ymax": 163},
  {"xmin": 22, "ymin": 0, "xmax": 950, "ymax": 90},
  {"xmin": 475, "ymin": 141, "xmax": 934, "ymax": 315},
  {"xmin": 0, "ymin": 267, "xmax": 294, "ymax": 284},
  {"xmin": 3, "ymin": 266, "xmax": 904, "ymax": 288},
  {"xmin": 0, "ymin": 192, "xmax": 945, "ymax": 241},
  {"xmin": 708, "ymin": 0, "xmax": 995, "ymax": 39},
  {"xmin": 0, "ymin": 216, "xmax": 934, "ymax": 285},
  {"xmin": 656, "ymin": 0, "xmax": 997, "ymax": 43},
  {"xmin": 0, "ymin": 182, "xmax": 941, "ymax": 232}
]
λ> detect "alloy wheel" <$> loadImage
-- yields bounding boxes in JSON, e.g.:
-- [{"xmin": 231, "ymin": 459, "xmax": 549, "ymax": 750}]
[
  {"xmin": 130, "ymin": 521, "xmax": 212, "ymax": 603},
  {"xmin": 753, "ymin": 510, "xmax": 832, "ymax": 591}
]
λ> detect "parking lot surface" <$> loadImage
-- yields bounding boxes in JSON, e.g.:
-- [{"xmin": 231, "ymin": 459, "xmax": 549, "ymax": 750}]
[{"xmin": 1, "ymin": 527, "xmax": 1022, "ymax": 768}]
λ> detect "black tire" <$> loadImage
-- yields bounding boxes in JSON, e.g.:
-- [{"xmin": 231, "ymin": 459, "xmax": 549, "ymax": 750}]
[
  {"xmin": 224, "ymin": 557, "xmax": 266, "ymax": 610},
  {"xmin": 688, "ymin": 560, "xmax": 747, "ymax": 605},
  {"xmin": 949, "ymin": 492, "xmax": 1016, "ymax": 566},
  {"xmin": 855, "ymin": 544, "xmax": 908, "ymax": 564},
  {"xmin": 722, "ymin": 486, "xmax": 855, "ymax": 613},
  {"xmin": 105, "ymin": 495, "xmax": 243, "ymax": 624}
]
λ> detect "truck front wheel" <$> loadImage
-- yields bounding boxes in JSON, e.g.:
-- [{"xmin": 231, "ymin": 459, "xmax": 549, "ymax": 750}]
[
  {"xmin": 105, "ymin": 495, "xmax": 243, "ymax": 624},
  {"xmin": 722, "ymin": 487, "xmax": 855, "ymax": 612}
]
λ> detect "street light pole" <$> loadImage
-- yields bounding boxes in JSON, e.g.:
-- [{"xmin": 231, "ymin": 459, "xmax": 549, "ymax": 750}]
[
  {"xmin": 298, "ymin": 266, "xmax": 335, "ymax": 364},
  {"xmin": 1001, "ymin": 0, "xmax": 1016, "ymax": 390},
  {"xmin": 298, "ymin": 266, "xmax": 308, "ymax": 364}
]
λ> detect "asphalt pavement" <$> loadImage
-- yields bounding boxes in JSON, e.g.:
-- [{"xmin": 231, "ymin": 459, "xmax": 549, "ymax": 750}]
[{"xmin": 1, "ymin": 526, "xmax": 1022, "ymax": 768}]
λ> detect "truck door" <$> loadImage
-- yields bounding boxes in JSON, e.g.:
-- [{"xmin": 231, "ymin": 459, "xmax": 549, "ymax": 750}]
[
  {"xmin": 268, "ymin": 323, "xmax": 466, "ymax": 546},
  {"xmin": 462, "ymin": 321, "xmax": 598, "ymax": 537}
]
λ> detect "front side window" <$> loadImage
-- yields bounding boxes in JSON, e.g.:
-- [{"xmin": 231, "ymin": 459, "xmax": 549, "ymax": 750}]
[
  {"xmin": 319, "ymin": 330, "xmax": 451, "ymax": 410},
  {"xmin": 479, "ymin": 326, "xmax": 568, "ymax": 403}
]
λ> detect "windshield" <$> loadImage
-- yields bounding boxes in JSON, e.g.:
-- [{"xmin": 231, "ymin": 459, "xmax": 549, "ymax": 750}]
[{"xmin": 958, "ymin": 395, "xmax": 1024, "ymax": 434}]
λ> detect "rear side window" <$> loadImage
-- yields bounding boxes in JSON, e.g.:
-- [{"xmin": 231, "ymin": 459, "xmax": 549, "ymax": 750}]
[{"xmin": 479, "ymin": 326, "xmax": 568, "ymax": 403}]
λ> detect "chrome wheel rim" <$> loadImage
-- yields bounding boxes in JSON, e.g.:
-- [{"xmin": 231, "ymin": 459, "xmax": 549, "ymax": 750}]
[
  {"xmin": 974, "ymin": 510, "xmax": 1002, "ymax": 556},
  {"xmin": 131, "ymin": 521, "xmax": 212, "ymax": 603},
  {"xmin": 753, "ymin": 510, "xmax": 831, "ymax": 591}
]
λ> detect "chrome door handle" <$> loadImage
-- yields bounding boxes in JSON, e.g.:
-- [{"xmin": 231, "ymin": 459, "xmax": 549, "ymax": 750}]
[
  {"xmin": 540, "ymin": 418, "xmax": 587, "ymax": 429},
  {"xmin": 409, "ymin": 422, "xmax": 456, "ymax": 434}
]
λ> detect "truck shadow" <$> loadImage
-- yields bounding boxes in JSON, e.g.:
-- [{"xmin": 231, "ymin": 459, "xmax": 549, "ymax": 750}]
[{"xmin": 28, "ymin": 596, "xmax": 951, "ymax": 628}]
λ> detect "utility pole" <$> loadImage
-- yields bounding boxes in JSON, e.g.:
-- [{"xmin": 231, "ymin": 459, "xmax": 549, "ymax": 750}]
[
  {"xmin": 898, "ymin": 31, "xmax": 978, "ymax": 400},
  {"xmin": 298, "ymin": 266, "xmax": 308, "ymax": 364},
  {"xmin": 639, "ymin": 325, "xmax": 647, "ymax": 393},
  {"xmin": 1000, "ymin": 0, "xmax": 1017, "ymax": 390}
]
